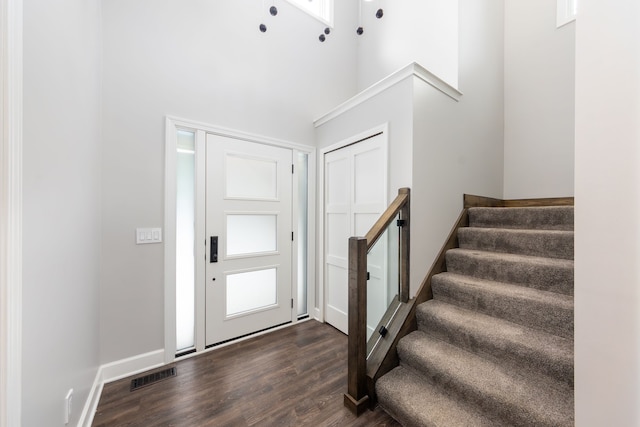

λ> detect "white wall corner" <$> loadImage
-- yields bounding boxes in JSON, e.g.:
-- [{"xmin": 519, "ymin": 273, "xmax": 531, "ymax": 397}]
[
  {"xmin": 77, "ymin": 368, "xmax": 104, "ymax": 427},
  {"xmin": 77, "ymin": 349, "xmax": 165, "ymax": 427}
]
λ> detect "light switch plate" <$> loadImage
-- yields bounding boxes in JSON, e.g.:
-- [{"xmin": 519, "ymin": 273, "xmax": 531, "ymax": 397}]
[{"xmin": 136, "ymin": 228, "xmax": 162, "ymax": 244}]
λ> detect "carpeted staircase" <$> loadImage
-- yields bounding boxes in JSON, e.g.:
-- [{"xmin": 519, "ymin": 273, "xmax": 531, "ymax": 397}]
[{"xmin": 376, "ymin": 205, "xmax": 574, "ymax": 426}]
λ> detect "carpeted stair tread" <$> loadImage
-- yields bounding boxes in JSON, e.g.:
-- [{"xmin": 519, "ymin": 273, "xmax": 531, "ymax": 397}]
[
  {"xmin": 458, "ymin": 227, "xmax": 574, "ymax": 260},
  {"xmin": 376, "ymin": 365, "xmax": 500, "ymax": 427},
  {"xmin": 468, "ymin": 206, "xmax": 574, "ymax": 231},
  {"xmin": 431, "ymin": 272, "xmax": 574, "ymax": 339},
  {"xmin": 376, "ymin": 204, "xmax": 574, "ymax": 426},
  {"xmin": 445, "ymin": 248, "xmax": 574, "ymax": 295},
  {"xmin": 416, "ymin": 300, "xmax": 573, "ymax": 386},
  {"xmin": 396, "ymin": 331, "xmax": 574, "ymax": 426}
]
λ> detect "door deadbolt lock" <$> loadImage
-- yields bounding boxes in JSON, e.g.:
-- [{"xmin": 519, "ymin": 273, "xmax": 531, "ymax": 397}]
[{"xmin": 210, "ymin": 236, "xmax": 218, "ymax": 263}]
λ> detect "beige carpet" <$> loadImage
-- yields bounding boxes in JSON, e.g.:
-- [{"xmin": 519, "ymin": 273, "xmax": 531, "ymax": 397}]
[{"xmin": 376, "ymin": 206, "xmax": 574, "ymax": 426}]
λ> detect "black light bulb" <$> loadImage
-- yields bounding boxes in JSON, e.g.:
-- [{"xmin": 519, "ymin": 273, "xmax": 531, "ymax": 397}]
[
  {"xmin": 356, "ymin": 26, "xmax": 364, "ymax": 35},
  {"xmin": 319, "ymin": 34, "xmax": 326, "ymax": 42},
  {"xmin": 324, "ymin": 27, "xmax": 331, "ymax": 35},
  {"xmin": 376, "ymin": 8, "xmax": 384, "ymax": 19},
  {"xmin": 259, "ymin": 23, "xmax": 267, "ymax": 32},
  {"xmin": 270, "ymin": 6, "xmax": 278, "ymax": 16}
]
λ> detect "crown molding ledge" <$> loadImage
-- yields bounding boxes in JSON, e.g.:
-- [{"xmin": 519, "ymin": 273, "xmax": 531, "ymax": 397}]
[{"xmin": 314, "ymin": 62, "xmax": 462, "ymax": 128}]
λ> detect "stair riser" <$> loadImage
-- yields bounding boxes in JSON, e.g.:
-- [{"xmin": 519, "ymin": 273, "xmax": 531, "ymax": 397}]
[
  {"xmin": 468, "ymin": 207, "xmax": 574, "ymax": 231},
  {"xmin": 458, "ymin": 228, "xmax": 574, "ymax": 260},
  {"xmin": 416, "ymin": 304, "xmax": 574, "ymax": 387},
  {"xmin": 446, "ymin": 251, "xmax": 574, "ymax": 296},
  {"xmin": 431, "ymin": 275, "xmax": 574, "ymax": 339}
]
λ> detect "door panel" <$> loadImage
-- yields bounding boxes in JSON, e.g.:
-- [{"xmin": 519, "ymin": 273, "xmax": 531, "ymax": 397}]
[
  {"xmin": 206, "ymin": 134, "xmax": 292, "ymax": 346},
  {"xmin": 225, "ymin": 154, "xmax": 278, "ymax": 199},
  {"xmin": 324, "ymin": 151, "xmax": 350, "ymax": 334},
  {"xmin": 324, "ymin": 133, "xmax": 387, "ymax": 335},
  {"xmin": 226, "ymin": 214, "xmax": 277, "ymax": 256},
  {"xmin": 225, "ymin": 267, "xmax": 278, "ymax": 316},
  {"xmin": 354, "ymin": 147, "xmax": 384, "ymax": 205}
]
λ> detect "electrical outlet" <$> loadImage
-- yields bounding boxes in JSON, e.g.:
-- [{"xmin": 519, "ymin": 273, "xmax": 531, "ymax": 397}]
[{"xmin": 64, "ymin": 389, "xmax": 73, "ymax": 424}]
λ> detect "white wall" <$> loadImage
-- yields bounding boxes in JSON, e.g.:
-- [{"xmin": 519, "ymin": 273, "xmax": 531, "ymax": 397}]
[
  {"xmin": 356, "ymin": 0, "xmax": 458, "ymax": 90},
  {"xmin": 315, "ymin": 76, "xmax": 414, "ymax": 196},
  {"xmin": 22, "ymin": 0, "xmax": 102, "ymax": 425},
  {"xmin": 316, "ymin": 0, "xmax": 503, "ymax": 297},
  {"xmin": 503, "ymin": 0, "xmax": 575, "ymax": 199},
  {"xmin": 574, "ymin": 0, "xmax": 640, "ymax": 424},
  {"xmin": 411, "ymin": 0, "xmax": 504, "ymax": 295},
  {"xmin": 100, "ymin": 0, "xmax": 359, "ymax": 363}
]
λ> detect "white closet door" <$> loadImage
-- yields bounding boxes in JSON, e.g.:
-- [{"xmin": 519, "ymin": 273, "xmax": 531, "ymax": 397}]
[{"xmin": 324, "ymin": 133, "xmax": 387, "ymax": 335}]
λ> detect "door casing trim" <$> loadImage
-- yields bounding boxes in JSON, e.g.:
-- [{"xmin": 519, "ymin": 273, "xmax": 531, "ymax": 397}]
[
  {"xmin": 0, "ymin": 0, "xmax": 23, "ymax": 425},
  {"xmin": 164, "ymin": 116, "xmax": 316, "ymax": 363}
]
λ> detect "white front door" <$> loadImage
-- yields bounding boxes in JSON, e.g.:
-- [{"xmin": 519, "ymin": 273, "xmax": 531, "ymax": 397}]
[
  {"xmin": 324, "ymin": 133, "xmax": 387, "ymax": 335},
  {"xmin": 205, "ymin": 134, "xmax": 293, "ymax": 346}
]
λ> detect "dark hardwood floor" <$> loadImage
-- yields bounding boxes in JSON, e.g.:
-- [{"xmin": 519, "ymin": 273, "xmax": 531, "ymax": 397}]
[{"xmin": 92, "ymin": 320, "xmax": 400, "ymax": 426}]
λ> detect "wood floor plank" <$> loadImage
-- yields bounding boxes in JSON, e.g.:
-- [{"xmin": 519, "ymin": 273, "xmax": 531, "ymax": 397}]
[{"xmin": 92, "ymin": 320, "xmax": 399, "ymax": 426}]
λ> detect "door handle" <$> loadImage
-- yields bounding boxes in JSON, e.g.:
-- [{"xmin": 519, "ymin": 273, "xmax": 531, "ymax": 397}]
[{"xmin": 210, "ymin": 236, "xmax": 218, "ymax": 263}]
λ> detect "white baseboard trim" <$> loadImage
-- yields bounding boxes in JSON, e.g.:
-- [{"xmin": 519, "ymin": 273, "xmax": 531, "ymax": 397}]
[
  {"xmin": 100, "ymin": 349, "xmax": 165, "ymax": 384},
  {"xmin": 78, "ymin": 368, "xmax": 104, "ymax": 427},
  {"xmin": 77, "ymin": 349, "xmax": 165, "ymax": 427}
]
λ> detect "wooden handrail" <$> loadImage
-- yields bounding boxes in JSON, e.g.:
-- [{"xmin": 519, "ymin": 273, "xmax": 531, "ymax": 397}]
[
  {"xmin": 365, "ymin": 188, "xmax": 410, "ymax": 250},
  {"xmin": 344, "ymin": 188, "xmax": 410, "ymax": 415}
]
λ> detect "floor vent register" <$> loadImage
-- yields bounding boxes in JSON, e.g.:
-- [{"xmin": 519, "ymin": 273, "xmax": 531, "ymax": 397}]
[{"xmin": 130, "ymin": 367, "xmax": 177, "ymax": 392}]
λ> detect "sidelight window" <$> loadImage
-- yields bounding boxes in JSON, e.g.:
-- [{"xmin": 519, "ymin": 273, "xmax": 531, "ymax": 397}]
[{"xmin": 176, "ymin": 130, "xmax": 196, "ymax": 352}]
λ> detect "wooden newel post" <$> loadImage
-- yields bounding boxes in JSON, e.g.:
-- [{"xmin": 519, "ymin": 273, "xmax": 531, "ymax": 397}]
[{"xmin": 344, "ymin": 236, "xmax": 369, "ymax": 415}]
